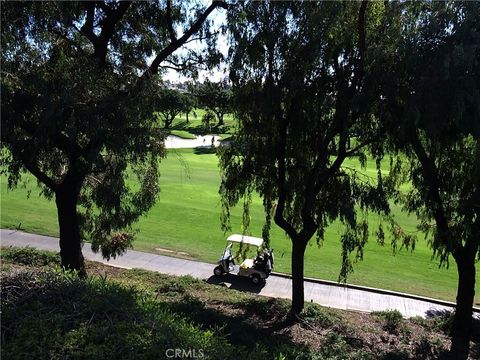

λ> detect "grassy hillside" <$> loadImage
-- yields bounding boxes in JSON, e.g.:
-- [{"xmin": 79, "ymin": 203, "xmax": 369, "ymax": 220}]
[
  {"xmin": 2, "ymin": 247, "xmax": 467, "ymax": 360},
  {"xmin": 1, "ymin": 148, "xmax": 479, "ymax": 303}
]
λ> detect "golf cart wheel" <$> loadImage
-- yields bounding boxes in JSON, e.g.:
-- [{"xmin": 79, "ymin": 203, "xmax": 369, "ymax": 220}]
[
  {"xmin": 251, "ymin": 274, "xmax": 262, "ymax": 285},
  {"xmin": 214, "ymin": 266, "xmax": 225, "ymax": 276}
]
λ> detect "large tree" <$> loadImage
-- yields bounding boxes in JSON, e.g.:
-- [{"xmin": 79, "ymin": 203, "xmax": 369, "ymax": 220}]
[
  {"xmin": 377, "ymin": 2, "xmax": 480, "ymax": 359},
  {"xmin": 220, "ymin": 0, "xmax": 390, "ymax": 316},
  {"xmin": 377, "ymin": 2, "xmax": 480, "ymax": 358},
  {"xmin": 1, "ymin": 0, "xmax": 226, "ymax": 275},
  {"xmin": 195, "ymin": 80, "xmax": 232, "ymax": 126},
  {"xmin": 155, "ymin": 88, "xmax": 190, "ymax": 129}
]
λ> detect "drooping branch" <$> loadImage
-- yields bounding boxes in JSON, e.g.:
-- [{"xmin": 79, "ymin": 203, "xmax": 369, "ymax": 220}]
[
  {"xmin": 351, "ymin": 0, "xmax": 368, "ymax": 92},
  {"xmin": 345, "ymin": 138, "xmax": 376, "ymax": 156},
  {"xmin": 313, "ymin": 0, "xmax": 369, "ymax": 194},
  {"xmin": 410, "ymin": 132, "xmax": 455, "ymax": 256},
  {"xmin": 273, "ymin": 112, "xmax": 299, "ymax": 241}
]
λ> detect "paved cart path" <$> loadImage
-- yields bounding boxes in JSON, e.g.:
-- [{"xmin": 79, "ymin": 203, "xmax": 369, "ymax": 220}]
[{"xmin": 2, "ymin": 229, "xmax": 478, "ymax": 318}]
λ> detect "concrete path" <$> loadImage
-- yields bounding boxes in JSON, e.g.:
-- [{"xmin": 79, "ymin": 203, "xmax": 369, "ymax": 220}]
[{"xmin": 1, "ymin": 229, "xmax": 476, "ymax": 318}]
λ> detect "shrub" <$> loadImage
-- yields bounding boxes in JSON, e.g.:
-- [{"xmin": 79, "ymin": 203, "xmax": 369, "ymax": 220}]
[
  {"xmin": 410, "ymin": 316, "xmax": 428, "ymax": 327},
  {"xmin": 301, "ymin": 303, "xmax": 339, "ymax": 328},
  {"xmin": 1, "ymin": 246, "xmax": 60, "ymax": 266},
  {"xmin": 0, "ymin": 269, "xmax": 242, "ymax": 360},
  {"xmin": 373, "ymin": 309, "xmax": 404, "ymax": 334},
  {"xmin": 240, "ymin": 297, "xmax": 290, "ymax": 320},
  {"xmin": 319, "ymin": 332, "xmax": 373, "ymax": 360},
  {"xmin": 157, "ymin": 275, "xmax": 200, "ymax": 295}
]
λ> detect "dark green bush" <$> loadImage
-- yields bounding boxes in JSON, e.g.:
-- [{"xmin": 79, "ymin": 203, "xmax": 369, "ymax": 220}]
[
  {"xmin": 1, "ymin": 246, "xmax": 60, "ymax": 266},
  {"xmin": 373, "ymin": 309, "xmax": 404, "ymax": 334},
  {"xmin": 301, "ymin": 302, "xmax": 339, "ymax": 328},
  {"xmin": 1, "ymin": 268, "xmax": 330, "ymax": 360},
  {"xmin": 157, "ymin": 275, "xmax": 200, "ymax": 295}
]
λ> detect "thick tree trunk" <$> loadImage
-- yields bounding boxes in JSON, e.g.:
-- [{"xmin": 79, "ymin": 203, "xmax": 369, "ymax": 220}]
[
  {"xmin": 218, "ymin": 114, "xmax": 224, "ymax": 126},
  {"xmin": 290, "ymin": 238, "xmax": 308, "ymax": 316},
  {"xmin": 450, "ymin": 254, "xmax": 476, "ymax": 359},
  {"xmin": 55, "ymin": 187, "xmax": 85, "ymax": 277},
  {"xmin": 186, "ymin": 112, "xmax": 189, "ymax": 123}
]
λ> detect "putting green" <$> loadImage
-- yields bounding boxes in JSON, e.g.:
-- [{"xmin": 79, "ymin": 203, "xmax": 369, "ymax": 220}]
[{"xmin": 1, "ymin": 148, "xmax": 478, "ymax": 304}]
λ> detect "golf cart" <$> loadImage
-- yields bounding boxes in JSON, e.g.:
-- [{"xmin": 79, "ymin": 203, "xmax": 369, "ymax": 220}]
[{"xmin": 213, "ymin": 234, "xmax": 274, "ymax": 285}]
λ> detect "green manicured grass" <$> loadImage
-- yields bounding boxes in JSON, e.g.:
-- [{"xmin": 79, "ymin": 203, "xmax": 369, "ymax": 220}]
[{"xmin": 1, "ymin": 148, "xmax": 479, "ymax": 304}]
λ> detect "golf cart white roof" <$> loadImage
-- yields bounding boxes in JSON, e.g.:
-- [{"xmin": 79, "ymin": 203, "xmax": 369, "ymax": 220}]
[{"xmin": 226, "ymin": 234, "xmax": 264, "ymax": 247}]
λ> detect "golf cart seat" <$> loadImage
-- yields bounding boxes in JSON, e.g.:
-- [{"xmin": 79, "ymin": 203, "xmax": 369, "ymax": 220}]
[{"xmin": 240, "ymin": 258, "xmax": 254, "ymax": 269}]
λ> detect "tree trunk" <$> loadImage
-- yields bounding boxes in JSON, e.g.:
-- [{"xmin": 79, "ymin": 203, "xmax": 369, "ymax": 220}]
[
  {"xmin": 290, "ymin": 238, "xmax": 308, "ymax": 316},
  {"xmin": 186, "ymin": 112, "xmax": 189, "ymax": 123},
  {"xmin": 450, "ymin": 254, "xmax": 476, "ymax": 359},
  {"xmin": 55, "ymin": 187, "xmax": 86, "ymax": 277},
  {"xmin": 218, "ymin": 114, "xmax": 224, "ymax": 126},
  {"xmin": 164, "ymin": 117, "xmax": 172, "ymax": 129}
]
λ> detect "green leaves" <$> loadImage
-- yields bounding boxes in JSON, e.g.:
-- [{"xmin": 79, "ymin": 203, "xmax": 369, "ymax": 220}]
[
  {"xmin": 377, "ymin": 1, "xmax": 480, "ymax": 265},
  {"xmin": 220, "ymin": 1, "xmax": 391, "ymax": 283}
]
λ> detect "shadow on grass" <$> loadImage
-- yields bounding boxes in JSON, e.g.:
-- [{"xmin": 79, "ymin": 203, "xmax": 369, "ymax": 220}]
[
  {"xmin": 1, "ymin": 269, "xmax": 313, "ymax": 360},
  {"xmin": 162, "ymin": 293, "xmax": 300, "ymax": 354},
  {"xmin": 1, "ymin": 271, "xmax": 245, "ymax": 360},
  {"xmin": 193, "ymin": 146, "xmax": 217, "ymax": 155}
]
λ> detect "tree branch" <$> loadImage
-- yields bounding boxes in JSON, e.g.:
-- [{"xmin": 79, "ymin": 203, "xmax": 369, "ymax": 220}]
[
  {"xmin": 80, "ymin": 2, "xmax": 98, "ymax": 45},
  {"xmin": 351, "ymin": 0, "xmax": 368, "ymax": 93},
  {"xmin": 94, "ymin": 1, "xmax": 132, "ymax": 64},
  {"xmin": 139, "ymin": 0, "xmax": 227, "ymax": 83},
  {"xmin": 50, "ymin": 29, "xmax": 87, "ymax": 55},
  {"xmin": 410, "ymin": 132, "xmax": 455, "ymax": 256},
  {"xmin": 273, "ymin": 110, "xmax": 299, "ymax": 241},
  {"xmin": 20, "ymin": 155, "xmax": 59, "ymax": 191},
  {"xmin": 345, "ymin": 138, "xmax": 375, "ymax": 156},
  {"xmin": 160, "ymin": 58, "xmax": 205, "ymax": 71},
  {"xmin": 166, "ymin": 0, "xmax": 177, "ymax": 42},
  {"xmin": 19, "ymin": 119, "xmax": 86, "ymax": 160},
  {"xmin": 183, "ymin": 31, "xmax": 221, "ymax": 45},
  {"xmin": 314, "ymin": 1, "xmax": 369, "ymax": 194}
]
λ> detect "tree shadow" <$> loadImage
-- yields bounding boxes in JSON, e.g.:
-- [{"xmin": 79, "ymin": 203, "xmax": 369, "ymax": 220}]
[
  {"xmin": 171, "ymin": 121, "xmax": 232, "ymax": 136},
  {"xmin": 162, "ymin": 292, "xmax": 299, "ymax": 353},
  {"xmin": 206, "ymin": 274, "xmax": 267, "ymax": 294},
  {"xmin": 2, "ymin": 270, "xmax": 246, "ymax": 359},
  {"xmin": 193, "ymin": 146, "xmax": 217, "ymax": 155},
  {"xmin": 425, "ymin": 309, "xmax": 480, "ymax": 341}
]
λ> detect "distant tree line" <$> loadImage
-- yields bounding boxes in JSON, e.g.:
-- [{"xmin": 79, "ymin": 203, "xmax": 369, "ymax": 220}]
[{"xmin": 154, "ymin": 80, "xmax": 233, "ymax": 129}]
